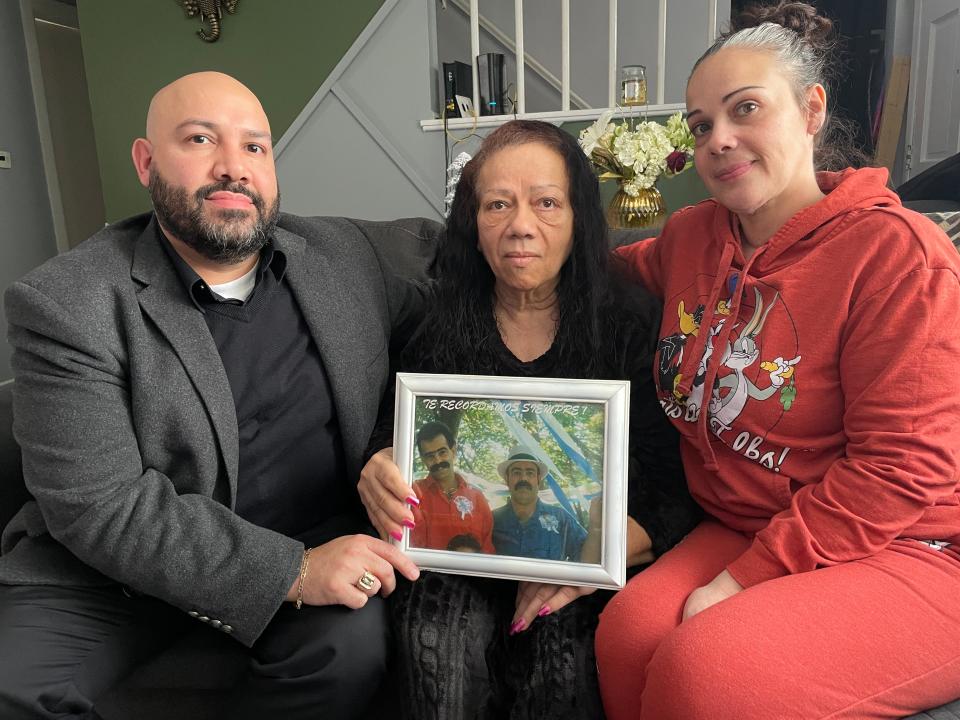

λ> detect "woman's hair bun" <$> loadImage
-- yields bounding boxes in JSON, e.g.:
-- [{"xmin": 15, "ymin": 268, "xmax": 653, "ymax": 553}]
[{"xmin": 733, "ymin": 1, "xmax": 834, "ymax": 49}]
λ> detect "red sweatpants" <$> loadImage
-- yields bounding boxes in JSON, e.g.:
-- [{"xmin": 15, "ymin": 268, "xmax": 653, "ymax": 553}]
[{"xmin": 595, "ymin": 521, "xmax": 960, "ymax": 720}]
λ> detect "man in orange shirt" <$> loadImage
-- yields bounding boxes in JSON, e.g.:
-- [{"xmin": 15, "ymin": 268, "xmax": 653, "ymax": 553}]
[{"xmin": 409, "ymin": 422, "xmax": 494, "ymax": 553}]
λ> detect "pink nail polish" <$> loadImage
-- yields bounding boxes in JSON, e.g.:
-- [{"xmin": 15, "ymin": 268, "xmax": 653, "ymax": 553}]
[
  {"xmin": 401, "ymin": 519, "xmax": 416, "ymax": 530},
  {"xmin": 537, "ymin": 605, "xmax": 551, "ymax": 617},
  {"xmin": 510, "ymin": 618, "xmax": 526, "ymax": 635},
  {"xmin": 405, "ymin": 495, "xmax": 420, "ymax": 506},
  {"xmin": 389, "ymin": 530, "xmax": 403, "ymax": 542}
]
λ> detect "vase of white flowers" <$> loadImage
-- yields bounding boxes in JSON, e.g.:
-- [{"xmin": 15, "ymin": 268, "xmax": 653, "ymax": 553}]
[{"xmin": 578, "ymin": 110, "xmax": 695, "ymax": 228}]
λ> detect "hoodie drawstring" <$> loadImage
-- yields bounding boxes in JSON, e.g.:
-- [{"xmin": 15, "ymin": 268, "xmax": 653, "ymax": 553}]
[
  {"xmin": 696, "ymin": 243, "xmax": 757, "ymax": 471},
  {"xmin": 673, "ymin": 241, "xmax": 734, "ymax": 402},
  {"xmin": 674, "ymin": 221, "xmax": 765, "ymax": 473}
]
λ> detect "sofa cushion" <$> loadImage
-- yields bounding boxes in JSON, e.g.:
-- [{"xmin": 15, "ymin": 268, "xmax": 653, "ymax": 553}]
[
  {"xmin": 903, "ymin": 200, "xmax": 960, "ymax": 213},
  {"xmin": 904, "ymin": 701, "xmax": 960, "ymax": 720},
  {"xmin": 897, "ymin": 151, "xmax": 960, "ymax": 205},
  {"xmin": 609, "ymin": 225, "xmax": 660, "ymax": 248},
  {"xmin": 922, "ymin": 211, "xmax": 960, "ymax": 251},
  {"xmin": 347, "ymin": 216, "xmax": 441, "ymax": 279}
]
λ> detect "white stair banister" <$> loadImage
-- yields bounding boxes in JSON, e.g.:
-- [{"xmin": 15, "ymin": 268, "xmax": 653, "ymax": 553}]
[
  {"xmin": 608, "ymin": 0, "xmax": 618, "ymax": 108},
  {"xmin": 515, "ymin": 0, "xmax": 525, "ymax": 114},
  {"xmin": 708, "ymin": 0, "xmax": 718, "ymax": 45},
  {"xmin": 470, "ymin": 0, "xmax": 480, "ymax": 115},
  {"xmin": 657, "ymin": 0, "xmax": 667, "ymax": 105},
  {"xmin": 561, "ymin": 0, "xmax": 570, "ymax": 112}
]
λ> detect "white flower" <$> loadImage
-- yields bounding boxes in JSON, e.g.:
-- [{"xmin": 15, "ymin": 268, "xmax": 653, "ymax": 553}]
[
  {"xmin": 613, "ymin": 133, "xmax": 639, "ymax": 166},
  {"xmin": 635, "ymin": 169, "xmax": 657, "ymax": 189},
  {"xmin": 578, "ymin": 109, "xmax": 616, "ymax": 156},
  {"xmin": 665, "ymin": 111, "xmax": 695, "ymax": 151},
  {"xmin": 583, "ymin": 111, "xmax": 693, "ymax": 189}
]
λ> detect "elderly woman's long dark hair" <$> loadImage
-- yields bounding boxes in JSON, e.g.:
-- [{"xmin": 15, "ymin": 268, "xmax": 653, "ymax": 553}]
[{"xmin": 413, "ymin": 120, "xmax": 611, "ymax": 376}]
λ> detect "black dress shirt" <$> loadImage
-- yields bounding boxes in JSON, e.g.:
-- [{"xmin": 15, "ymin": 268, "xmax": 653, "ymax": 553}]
[{"xmin": 160, "ymin": 233, "xmax": 351, "ymax": 543}]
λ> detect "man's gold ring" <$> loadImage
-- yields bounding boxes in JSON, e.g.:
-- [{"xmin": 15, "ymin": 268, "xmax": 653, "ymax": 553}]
[{"xmin": 357, "ymin": 570, "xmax": 377, "ymax": 592}]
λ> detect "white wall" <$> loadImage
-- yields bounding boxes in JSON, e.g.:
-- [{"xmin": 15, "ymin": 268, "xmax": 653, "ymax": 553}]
[
  {"xmin": 0, "ymin": 1, "xmax": 59, "ymax": 382},
  {"xmin": 275, "ymin": 0, "xmax": 447, "ymax": 221}
]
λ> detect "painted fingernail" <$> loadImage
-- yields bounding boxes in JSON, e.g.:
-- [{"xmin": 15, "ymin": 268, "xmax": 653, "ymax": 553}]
[
  {"xmin": 509, "ymin": 618, "xmax": 526, "ymax": 635},
  {"xmin": 390, "ymin": 530, "xmax": 403, "ymax": 542},
  {"xmin": 405, "ymin": 495, "xmax": 420, "ymax": 506},
  {"xmin": 537, "ymin": 605, "xmax": 551, "ymax": 617},
  {"xmin": 401, "ymin": 519, "xmax": 416, "ymax": 530}
]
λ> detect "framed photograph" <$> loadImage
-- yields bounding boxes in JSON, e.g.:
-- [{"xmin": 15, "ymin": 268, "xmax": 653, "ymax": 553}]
[{"xmin": 393, "ymin": 373, "xmax": 630, "ymax": 589}]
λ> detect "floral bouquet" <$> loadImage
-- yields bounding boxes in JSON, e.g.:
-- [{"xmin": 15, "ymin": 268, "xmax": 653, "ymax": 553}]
[{"xmin": 578, "ymin": 110, "xmax": 695, "ymax": 197}]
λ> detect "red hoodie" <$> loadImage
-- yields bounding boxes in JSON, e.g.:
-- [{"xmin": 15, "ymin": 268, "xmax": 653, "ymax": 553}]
[{"xmin": 617, "ymin": 167, "xmax": 960, "ymax": 588}]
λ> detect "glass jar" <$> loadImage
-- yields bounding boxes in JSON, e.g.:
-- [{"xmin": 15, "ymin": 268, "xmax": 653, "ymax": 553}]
[{"xmin": 620, "ymin": 65, "xmax": 647, "ymax": 106}]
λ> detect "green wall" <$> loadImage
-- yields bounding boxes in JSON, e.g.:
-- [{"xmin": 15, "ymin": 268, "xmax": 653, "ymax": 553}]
[{"xmin": 78, "ymin": 0, "xmax": 384, "ymax": 221}]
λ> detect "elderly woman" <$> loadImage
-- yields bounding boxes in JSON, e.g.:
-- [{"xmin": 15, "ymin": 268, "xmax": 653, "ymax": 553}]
[
  {"xmin": 595, "ymin": 3, "xmax": 960, "ymax": 719},
  {"xmin": 357, "ymin": 120, "xmax": 699, "ymax": 719}
]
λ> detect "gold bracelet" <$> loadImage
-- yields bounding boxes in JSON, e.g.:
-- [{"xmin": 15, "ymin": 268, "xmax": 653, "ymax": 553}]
[{"xmin": 295, "ymin": 547, "xmax": 312, "ymax": 610}]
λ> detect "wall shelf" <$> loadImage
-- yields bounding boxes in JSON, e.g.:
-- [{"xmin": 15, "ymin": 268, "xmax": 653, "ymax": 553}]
[{"xmin": 419, "ymin": 103, "xmax": 687, "ymax": 132}]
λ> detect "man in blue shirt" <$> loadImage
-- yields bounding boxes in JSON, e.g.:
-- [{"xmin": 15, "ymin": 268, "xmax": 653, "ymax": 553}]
[{"xmin": 491, "ymin": 445, "xmax": 587, "ymax": 561}]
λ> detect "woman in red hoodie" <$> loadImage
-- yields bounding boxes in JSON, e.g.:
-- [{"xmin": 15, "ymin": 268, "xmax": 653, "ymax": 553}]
[{"xmin": 596, "ymin": 2, "xmax": 960, "ymax": 718}]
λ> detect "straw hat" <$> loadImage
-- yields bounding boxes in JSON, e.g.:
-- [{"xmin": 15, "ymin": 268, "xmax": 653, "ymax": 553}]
[{"xmin": 496, "ymin": 445, "xmax": 548, "ymax": 481}]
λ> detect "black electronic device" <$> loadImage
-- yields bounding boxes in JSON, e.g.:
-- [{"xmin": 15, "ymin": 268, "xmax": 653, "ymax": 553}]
[
  {"xmin": 441, "ymin": 61, "xmax": 473, "ymax": 119},
  {"xmin": 476, "ymin": 52, "xmax": 505, "ymax": 116}
]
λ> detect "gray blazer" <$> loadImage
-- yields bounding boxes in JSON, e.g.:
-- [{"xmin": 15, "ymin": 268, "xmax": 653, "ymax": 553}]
[{"xmin": 0, "ymin": 212, "xmax": 438, "ymax": 646}]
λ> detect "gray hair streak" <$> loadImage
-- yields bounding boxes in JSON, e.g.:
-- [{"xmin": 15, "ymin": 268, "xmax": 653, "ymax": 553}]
[{"xmin": 692, "ymin": 22, "xmax": 830, "ymax": 111}]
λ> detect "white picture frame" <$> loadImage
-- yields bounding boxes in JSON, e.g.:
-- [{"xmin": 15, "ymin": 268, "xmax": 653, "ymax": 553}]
[{"xmin": 393, "ymin": 372, "xmax": 630, "ymax": 589}]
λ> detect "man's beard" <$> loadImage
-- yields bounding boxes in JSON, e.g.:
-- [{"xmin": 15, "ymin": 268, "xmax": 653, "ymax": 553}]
[{"xmin": 148, "ymin": 170, "xmax": 280, "ymax": 264}]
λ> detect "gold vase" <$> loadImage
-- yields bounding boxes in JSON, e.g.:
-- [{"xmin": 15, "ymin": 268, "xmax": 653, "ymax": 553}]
[{"xmin": 607, "ymin": 183, "xmax": 666, "ymax": 229}]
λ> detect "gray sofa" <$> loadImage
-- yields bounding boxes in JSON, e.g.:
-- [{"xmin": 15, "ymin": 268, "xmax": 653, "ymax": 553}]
[
  {"xmin": 897, "ymin": 151, "xmax": 960, "ymax": 213},
  {"xmin": 2, "ymin": 210, "xmax": 960, "ymax": 718}
]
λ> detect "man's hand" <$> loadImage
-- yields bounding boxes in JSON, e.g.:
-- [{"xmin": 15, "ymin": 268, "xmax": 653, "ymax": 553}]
[
  {"xmin": 287, "ymin": 535, "xmax": 420, "ymax": 609},
  {"xmin": 357, "ymin": 448, "xmax": 419, "ymax": 542},
  {"xmin": 682, "ymin": 569, "xmax": 743, "ymax": 621},
  {"xmin": 509, "ymin": 581, "xmax": 597, "ymax": 634}
]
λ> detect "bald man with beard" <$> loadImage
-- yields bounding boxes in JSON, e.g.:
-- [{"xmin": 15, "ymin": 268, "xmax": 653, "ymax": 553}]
[{"xmin": 0, "ymin": 72, "xmax": 430, "ymax": 719}]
